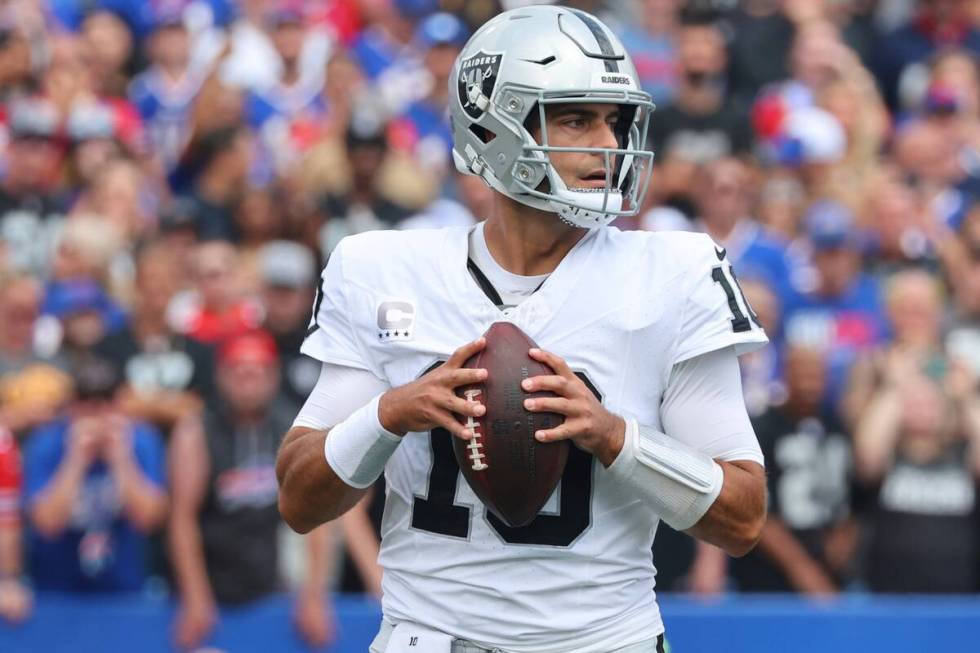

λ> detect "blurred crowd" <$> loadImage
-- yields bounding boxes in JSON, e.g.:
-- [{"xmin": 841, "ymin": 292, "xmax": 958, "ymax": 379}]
[{"xmin": 0, "ymin": 0, "xmax": 980, "ymax": 647}]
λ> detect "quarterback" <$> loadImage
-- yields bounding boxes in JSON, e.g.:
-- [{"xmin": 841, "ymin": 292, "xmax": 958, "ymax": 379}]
[{"xmin": 277, "ymin": 6, "xmax": 767, "ymax": 653}]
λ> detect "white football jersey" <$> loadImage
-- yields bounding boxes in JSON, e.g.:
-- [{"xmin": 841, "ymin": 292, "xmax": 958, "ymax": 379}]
[{"xmin": 301, "ymin": 225, "xmax": 767, "ymax": 652}]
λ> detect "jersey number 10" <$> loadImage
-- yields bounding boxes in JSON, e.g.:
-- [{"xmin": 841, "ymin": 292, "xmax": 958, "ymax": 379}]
[{"xmin": 411, "ymin": 362, "xmax": 601, "ymax": 547}]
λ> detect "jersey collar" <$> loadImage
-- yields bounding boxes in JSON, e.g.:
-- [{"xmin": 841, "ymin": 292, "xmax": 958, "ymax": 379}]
[{"xmin": 439, "ymin": 222, "xmax": 604, "ymax": 337}]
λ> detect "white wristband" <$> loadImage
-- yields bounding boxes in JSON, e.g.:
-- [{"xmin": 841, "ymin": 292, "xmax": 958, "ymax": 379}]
[
  {"xmin": 324, "ymin": 393, "xmax": 403, "ymax": 489},
  {"xmin": 607, "ymin": 418, "xmax": 724, "ymax": 531}
]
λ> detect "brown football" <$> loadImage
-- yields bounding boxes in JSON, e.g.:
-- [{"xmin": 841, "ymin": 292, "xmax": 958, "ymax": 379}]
[{"xmin": 453, "ymin": 322, "xmax": 568, "ymax": 528}]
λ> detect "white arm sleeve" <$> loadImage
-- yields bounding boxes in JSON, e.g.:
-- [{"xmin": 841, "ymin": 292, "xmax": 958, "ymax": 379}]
[
  {"xmin": 660, "ymin": 346, "xmax": 764, "ymax": 466},
  {"xmin": 292, "ymin": 362, "xmax": 390, "ymax": 430}
]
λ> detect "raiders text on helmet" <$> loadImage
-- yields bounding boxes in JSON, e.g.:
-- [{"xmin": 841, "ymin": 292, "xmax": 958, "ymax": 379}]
[{"xmin": 449, "ymin": 6, "xmax": 655, "ymax": 228}]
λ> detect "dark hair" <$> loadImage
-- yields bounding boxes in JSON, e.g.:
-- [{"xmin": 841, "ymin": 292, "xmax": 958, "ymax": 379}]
[
  {"xmin": 72, "ymin": 355, "xmax": 123, "ymax": 401},
  {"xmin": 189, "ymin": 126, "xmax": 243, "ymax": 170}
]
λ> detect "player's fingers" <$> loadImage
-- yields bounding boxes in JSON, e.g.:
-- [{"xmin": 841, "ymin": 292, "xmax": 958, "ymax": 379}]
[
  {"xmin": 443, "ymin": 394, "xmax": 486, "ymax": 418},
  {"xmin": 523, "ymin": 396, "xmax": 575, "ymax": 416},
  {"xmin": 436, "ymin": 411, "xmax": 474, "ymax": 441},
  {"xmin": 446, "ymin": 367, "xmax": 488, "ymax": 388},
  {"xmin": 446, "ymin": 337, "xmax": 486, "ymax": 368},
  {"xmin": 521, "ymin": 374, "xmax": 570, "ymax": 396},
  {"xmin": 534, "ymin": 423, "xmax": 574, "ymax": 443},
  {"xmin": 528, "ymin": 348, "xmax": 573, "ymax": 376}
]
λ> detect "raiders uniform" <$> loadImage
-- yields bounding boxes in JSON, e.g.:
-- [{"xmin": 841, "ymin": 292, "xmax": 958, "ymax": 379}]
[{"xmin": 301, "ymin": 224, "xmax": 767, "ymax": 652}]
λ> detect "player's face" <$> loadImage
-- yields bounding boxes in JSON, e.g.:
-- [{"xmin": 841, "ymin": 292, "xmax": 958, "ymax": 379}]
[{"xmin": 535, "ymin": 103, "xmax": 622, "ymax": 190}]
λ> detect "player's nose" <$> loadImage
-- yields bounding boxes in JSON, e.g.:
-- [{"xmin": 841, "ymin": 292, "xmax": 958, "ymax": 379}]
[{"xmin": 592, "ymin": 121, "xmax": 619, "ymax": 150}]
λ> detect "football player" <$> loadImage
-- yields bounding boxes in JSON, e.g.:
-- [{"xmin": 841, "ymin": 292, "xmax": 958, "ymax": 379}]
[{"xmin": 277, "ymin": 6, "xmax": 767, "ymax": 652}]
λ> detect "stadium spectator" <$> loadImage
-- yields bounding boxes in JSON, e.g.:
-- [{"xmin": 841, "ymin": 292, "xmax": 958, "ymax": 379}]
[
  {"xmin": 893, "ymin": 117, "xmax": 980, "ymax": 232},
  {"xmin": 245, "ymin": 6, "xmax": 329, "ymax": 177},
  {"xmin": 23, "ymin": 356, "xmax": 168, "ymax": 593},
  {"xmin": 397, "ymin": 169, "xmax": 492, "ymax": 230},
  {"xmin": 318, "ymin": 122, "xmax": 415, "ymax": 255},
  {"xmin": 178, "ymin": 126, "xmax": 254, "ymax": 241},
  {"xmin": 64, "ymin": 101, "xmax": 127, "ymax": 191},
  {"xmin": 42, "ymin": 278, "xmax": 129, "ymax": 360},
  {"xmin": 783, "ymin": 201, "xmax": 886, "ymax": 410},
  {"xmin": 256, "ymin": 240, "xmax": 319, "ymax": 409},
  {"xmin": 49, "ymin": 215, "xmax": 127, "ymax": 296},
  {"xmin": 0, "ymin": 425, "xmax": 30, "ymax": 623},
  {"xmin": 168, "ymin": 330, "xmax": 332, "ymax": 648},
  {"xmin": 169, "ymin": 240, "xmax": 262, "ymax": 345},
  {"xmin": 854, "ymin": 366, "xmax": 980, "ymax": 593},
  {"xmin": 649, "ymin": 14, "xmax": 753, "ymax": 162},
  {"xmin": 129, "ymin": 6, "xmax": 206, "ymax": 173},
  {"xmin": 396, "ymin": 12, "xmax": 469, "ymax": 173},
  {"xmin": 79, "ymin": 9, "xmax": 137, "ymax": 99},
  {"xmin": 754, "ymin": 171, "xmax": 807, "ymax": 241},
  {"xmin": 94, "ymin": 241, "xmax": 214, "ymax": 433},
  {"xmin": 737, "ymin": 277, "xmax": 785, "ymax": 417},
  {"xmin": 945, "ymin": 204, "xmax": 980, "ymax": 376},
  {"xmin": 694, "ymin": 157, "xmax": 794, "ymax": 303},
  {"xmin": 845, "ymin": 269, "xmax": 951, "ymax": 427},
  {"xmin": 0, "ymin": 25, "xmax": 32, "ymax": 99},
  {"xmin": 731, "ymin": 344, "xmax": 855, "ymax": 594},
  {"xmin": 861, "ymin": 167, "xmax": 936, "ymax": 277},
  {"xmin": 873, "ymin": 0, "xmax": 980, "ymax": 111},
  {"xmin": 726, "ymin": 0, "xmax": 794, "ymax": 104},
  {"xmin": 0, "ymin": 273, "xmax": 72, "ymax": 436},
  {"xmin": 619, "ymin": 0, "xmax": 682, "ymax": 104},
  {"xmin": 0, "ymin": 96, "xmax": 66, "ymax": 275}
]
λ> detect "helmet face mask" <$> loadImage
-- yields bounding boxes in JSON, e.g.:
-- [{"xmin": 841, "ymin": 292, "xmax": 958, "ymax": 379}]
[{"xmin": 450, "ymin": 7, "xmax": 656, "ymax": 228}]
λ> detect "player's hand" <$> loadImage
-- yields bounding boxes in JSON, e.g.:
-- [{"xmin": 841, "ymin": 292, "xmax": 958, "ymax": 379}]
[
  {"xmin": 173, "ymin": 592, "xmax": 217, "ymax": 650},
  {"xmin": 521, "ymin": 348, "xmax": 626, "ymax": 466},
  {"xmin": 293, "ymin": 589, "xmax": 335, "ymax": 647},
  {"xmin": 378, "ymin": 337, "xmax": 488, "ymax": 440}
]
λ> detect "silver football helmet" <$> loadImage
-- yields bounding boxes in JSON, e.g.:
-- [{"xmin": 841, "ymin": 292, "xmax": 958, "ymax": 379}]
[{"xmin": 449, "ymin": 6, "xmax": 654, "ymax": 228}]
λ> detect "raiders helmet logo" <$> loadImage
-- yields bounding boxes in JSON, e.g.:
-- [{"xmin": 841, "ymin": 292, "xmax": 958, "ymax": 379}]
[{"xmin": 458, "ymin": 51, "xmax": 502, "ymax": 119}]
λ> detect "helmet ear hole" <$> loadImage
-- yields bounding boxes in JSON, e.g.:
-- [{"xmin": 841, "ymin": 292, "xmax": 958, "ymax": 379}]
[
  {"xmin": 523, "ymin": 103, "xmax": 542, "ymax": 143},
  {"xmin": 469, "ymin": 124, "xmax": 497, "ymax": 144}
]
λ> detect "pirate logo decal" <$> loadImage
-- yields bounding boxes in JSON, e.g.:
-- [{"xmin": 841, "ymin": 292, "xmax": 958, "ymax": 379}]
[{"xmin": 458, "ymin": 51, "xmax": 502, "ymax": 119}]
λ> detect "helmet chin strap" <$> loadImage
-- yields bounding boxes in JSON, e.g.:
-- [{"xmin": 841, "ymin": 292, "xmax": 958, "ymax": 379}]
[
  {"xmin": 546, "ymin": 166, "xmax": 623, "ymax": 228},
  {"xmin": 552, "ymin": 191, "xmax": 623, "ymax": 228}
]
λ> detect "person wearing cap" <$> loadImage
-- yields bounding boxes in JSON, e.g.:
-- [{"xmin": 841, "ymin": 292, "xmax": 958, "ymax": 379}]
[
  {"xmin": 22, "ymin": 355, "xmax": 168, "ymax": 593},
  {"xmin": 168, "ymin": 330, "xmax": 334, "ymax": 649},
  {"xmin": 258, "ymin": 240, "xmax": 320, "ymax": 409},
  {"xmin": 395, "ymin": 12, "xmax": 470, "ymax": 169},
  {"xmin": 0, "ymin": 96, "xmax": 67, "ymax": 275},
  {"xmin": 42, "ymin": 278, "xmax": 128, "ymax": 357},
  {"xmin": 65, "ymin": 100, "xmax": 124, "ymax": 189},
  {"xmin": 783, "ymin": 200, "xmax": 886, "ymax": 410}
]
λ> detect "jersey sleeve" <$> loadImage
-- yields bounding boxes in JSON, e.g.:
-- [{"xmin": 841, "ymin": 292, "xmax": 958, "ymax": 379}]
[
  {"xmin": 300, "ymin": 240, "xmax": 380, "ymax": 376},
  {"xmin": 671, "ymin": 234, "xmax": 769, "ymax": 366},
  {"xmin": 661, "ymin": 347, "xmax": 764, "ymax": 466}
]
